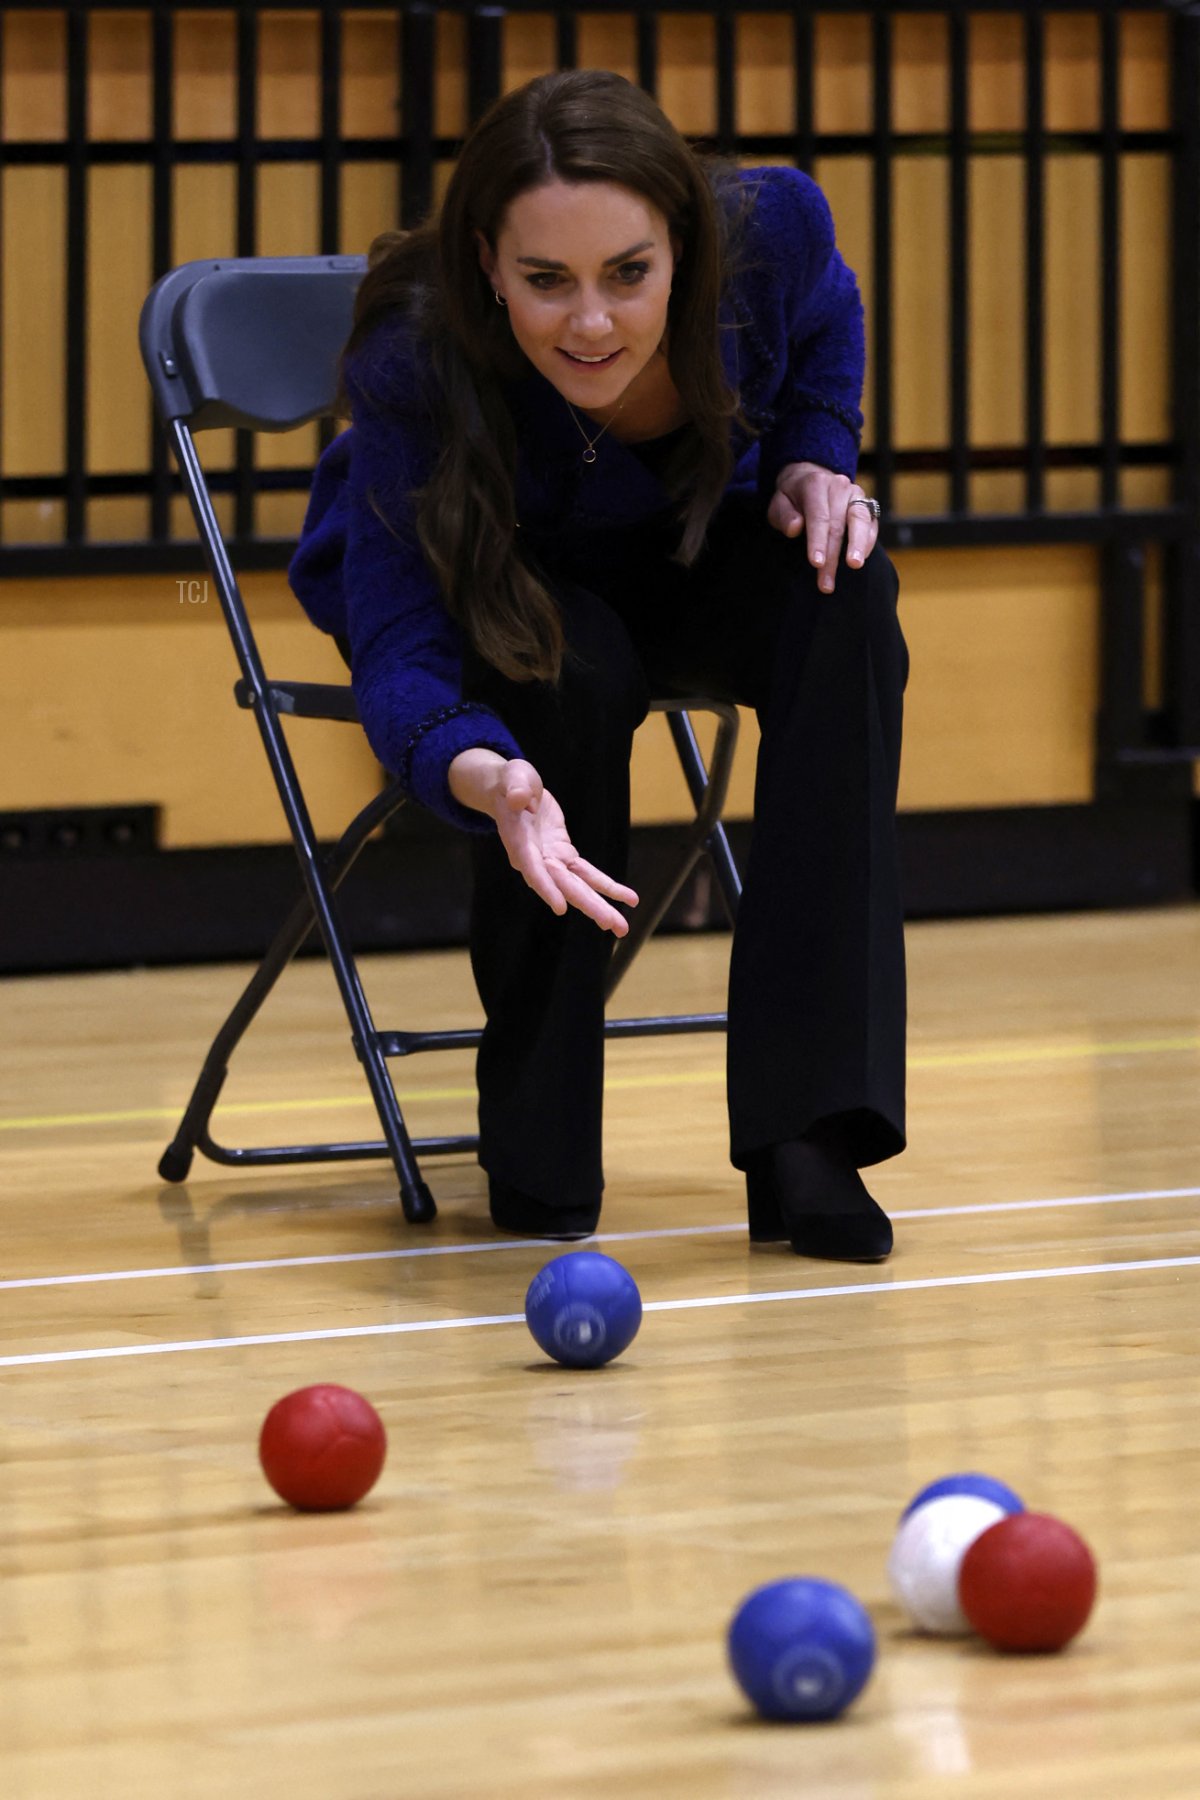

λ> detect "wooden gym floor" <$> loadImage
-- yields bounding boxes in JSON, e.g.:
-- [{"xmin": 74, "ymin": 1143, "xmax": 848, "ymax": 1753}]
[{"xmin": 2, "ymin": 905, "xmax": 1199, "ymax": 1798}]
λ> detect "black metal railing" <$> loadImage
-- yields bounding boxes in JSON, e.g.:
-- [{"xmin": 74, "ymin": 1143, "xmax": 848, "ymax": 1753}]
[{"xmin": 1, "ymin": 1, "xmax": 1197, "ymax": 759}]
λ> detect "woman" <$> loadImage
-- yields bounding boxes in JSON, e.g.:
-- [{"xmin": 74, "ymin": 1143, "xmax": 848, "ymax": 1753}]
[{"xmin": 288, "ymin": 69, "xmax": 908, "ymax": 1260}]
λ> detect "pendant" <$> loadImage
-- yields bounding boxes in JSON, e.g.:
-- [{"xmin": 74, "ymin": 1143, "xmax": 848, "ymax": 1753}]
[{"xmin": 582, "ymin": 447, "xmax": 597, "ymax": 464}]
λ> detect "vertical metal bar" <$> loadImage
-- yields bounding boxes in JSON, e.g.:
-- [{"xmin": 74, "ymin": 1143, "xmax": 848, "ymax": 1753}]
[
  {"xmin": 1023, "ymin": 3, "xmax": 1046, "ymax": 513},
  {"xmin": 468, "ymin": 6, "xmax": 504, "ymax": 126},
  {"xmin": 150, "ymin": 1, "xmax": 173, "ymax": 279},
  {"xmin": 1165, "ymin": 2, "xmax": 1200, "ymax": 748},
  {"xmin": 235, "ymin": 2, "xmax": 257, "ymax": 262},
  {"xmin": 1163, "ymin": 538, "xmax": 1200, "ymax": 750},
  {"xmin": 1170, "ymin": 3, "xmax": 1200, "ymax": 532},
  {"xmin": 871, "ymin": 8, "xmax": 894, "ymax": 517},
  {"xmin": 1098, "ymin": 0, "xmax": 1120, "ymax": 513},
  {"xmin": 149, "ymin": 1, "xmax": 175, "ymax": 544},
  {"xmin": 401, "ymin": 2, "xmax": 435, "ymax": 228},
  {"xmin": 792, "ymin": 5, "xmax": 815, "ymax": 176},
  {"xmin": 637, "ymin": 5, "xmax": 659, "ymax": 100},
  {"xmin": 65, "ymin": 3, "xmax": 89, "ymax": 547},
  {"xmin": 319, "ymin": 0, "xmax": 342, "ymax": 256},
  {"xmin": 948, "ymin": 3, "xmax": 970, "ymax": 516},
  {"xmin": 234, "ymin": 0, "xmax": 258, "ymax": 543},
  {"xmin": 556, "ymin": 9, "xmax": 577, "ymax": 71},
  {"xmin": 715, "ymin": 7, "xmax": 735, "ymax": 156},
  {"xmin": 1096, "ymin": 542, "xmax": 1146, "ymax": 759},
  {"xmin": 315, "ymin": 0, "xmax": 344, "ymax": 458},
  {"xmin": 0, "ymin": 15, "xmax": 5, "ymax": 540}
]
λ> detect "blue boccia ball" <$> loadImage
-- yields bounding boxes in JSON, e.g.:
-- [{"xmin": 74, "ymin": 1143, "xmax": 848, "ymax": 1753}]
[
  {"xmin": 900, "ymin": 1472, "xmax": 1025, "ymax": 1523},
  {"xmin": 524, "ymin": 1252, "xmax": 642, "ymax": 1369},
  {"xmin": 727, "ymin": 1578, "xmax": 876, "ymax": 1723}
]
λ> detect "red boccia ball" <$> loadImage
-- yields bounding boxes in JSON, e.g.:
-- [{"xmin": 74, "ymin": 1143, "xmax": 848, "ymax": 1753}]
[
  {"xmin": 258, "ymin": 1384, "xmax": 387, "ymax": 1511},
  {"xmin": 958, "ymin": 1511, "xmax": 1097, "ymax": 1652}
]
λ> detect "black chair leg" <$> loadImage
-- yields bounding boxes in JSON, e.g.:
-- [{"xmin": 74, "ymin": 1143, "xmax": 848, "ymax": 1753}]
[
  {"xmin": 606, "ymin": 703, "xmax": 743, "ymax": 1001},
  {"xmin": 159, "ymin": 777, "xmax": 436, "ymax": 1224},
  {"xmin": 665, "ymin": 707, "xmax": 743, "ymax": 924}
]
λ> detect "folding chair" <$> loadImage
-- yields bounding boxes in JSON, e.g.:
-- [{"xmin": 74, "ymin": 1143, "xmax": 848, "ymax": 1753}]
[{"xmin": 138, "ymin": 254, "xmax": 743, "ymax": 1226}]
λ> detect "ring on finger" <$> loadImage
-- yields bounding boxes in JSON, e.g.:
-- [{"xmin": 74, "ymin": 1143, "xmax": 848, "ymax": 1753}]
[{"xmin": 848, "ymin": 495, "xmax": 882, "ymax": 522}]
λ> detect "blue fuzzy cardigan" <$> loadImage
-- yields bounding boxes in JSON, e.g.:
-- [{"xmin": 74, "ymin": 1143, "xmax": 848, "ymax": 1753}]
[{"xmin": 287, "ymin": 165, "xmax": 865, "ymax": 832}]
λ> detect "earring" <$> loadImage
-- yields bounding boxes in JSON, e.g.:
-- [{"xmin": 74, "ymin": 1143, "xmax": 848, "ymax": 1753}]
[{"xmin": 493, "ymin": 290, "xmax": 508, "ymax": 308}]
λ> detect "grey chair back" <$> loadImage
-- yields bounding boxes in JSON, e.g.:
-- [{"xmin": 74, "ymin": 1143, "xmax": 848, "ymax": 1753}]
[{"xmin": 138, "ymin": 254, "xmax": 366, "ymax": 432}]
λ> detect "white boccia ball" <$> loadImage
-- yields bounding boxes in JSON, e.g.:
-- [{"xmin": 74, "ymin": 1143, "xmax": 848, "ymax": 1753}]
[{"xmin": 888, "ymin": 1493, "xmax": 1008, "ymax": 1635}]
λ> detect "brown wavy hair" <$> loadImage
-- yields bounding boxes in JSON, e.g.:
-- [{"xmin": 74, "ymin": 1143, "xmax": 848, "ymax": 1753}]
[{"xmin": 337, "ymin": 69, "xmax": 755, "ymax": 684}]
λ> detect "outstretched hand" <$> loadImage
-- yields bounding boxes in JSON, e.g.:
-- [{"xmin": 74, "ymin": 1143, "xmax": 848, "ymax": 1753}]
[
  {"xmin": 449, "ymin": 750, "xmax": 638, "ymax": 936},
  {"xmin": 767, "ymin": 460, "xmax": 880, "ymax": 593},
  {"xmin": 493, "ymin": 761, "xmax": 638, "ymax": 935}
]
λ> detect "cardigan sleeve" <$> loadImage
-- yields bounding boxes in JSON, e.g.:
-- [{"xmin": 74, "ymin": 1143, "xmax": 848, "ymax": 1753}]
[
  {"xmin": 747, "ymin": 166, "xmax": 866, "ymax": 490},
  {"xmin": 336, "ymin": 326, "xmax": 523, "ymax": 833}
]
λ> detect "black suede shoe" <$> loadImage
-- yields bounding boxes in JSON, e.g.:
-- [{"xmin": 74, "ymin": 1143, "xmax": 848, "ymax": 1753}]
[
  {"xmin": 488, "ymin": 1177, "xmax": 600, "ymax": 1242},
  {"xmin": 745, "ymin": 1140, "xmax": 893, "ymax": 1262}
]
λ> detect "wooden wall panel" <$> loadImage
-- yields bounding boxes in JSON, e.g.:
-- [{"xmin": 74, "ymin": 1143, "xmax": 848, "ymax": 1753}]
[
  {"xmin": 88, "ymin": 8, "xmax": 152, "ymax": 140},
  {"xmin": 1, "ymin": 10, "xmax": 66, "ymax": 141},
  {"xmin": 576, "ymin": 13, "xmax": 637, "ymax": 85},
  {"xmin": 630, "ymin": 545, "xmax": 1100, "ymax": 823},
  {"xmin": 172, "ymin": 9, "xmax": 237, "ymax": 139},
  {"xmin": 502, "ymin": 11, "xmax": 557, "ymax": 97},
  {"xmin": 892, "ymin": 11, "xmax": 948, "ymax": 135},
  {"xmin": 433, "ymin": 8, "xmax": 468, "ymax": 139},
  {"xmin": 1044, "ymin": 10, "xmax": 1100, "ymax": 133},
  {"xmin": 657, "ymin": 14, "xmax": 718, "ymax": 139},
  {"xmin": 1, "ymin": 168, "xmax": 65, "ymax": 479},
  {"xmin": 0, "ymin": 574, "xmax": 379, "ymax": 847},
  {"xmin": 258, "ymin": 9, "xmax": 321, "ymax": 139},
  {"xmin": 814, "ymin": 12, "xmax": 872, "ymax": 136},
  {"xmin": 1120, "ymin": 11, "xmax": 1168, "ymax": 128},
  {"xmin": 894, "ymin": 545, "xmax": 1098, "ymax": 810},
  {"xmin": 893, "ymin": 157, "xmax": 949, "ymax": 451},
  {"xmin": 968, "ymin": 13, "xmax": 1024, "ymax": 133},
  {"xmin": 172, "ymin": 164, "xmax": 238, "ymax": 267},
  {"xmin": 0, "ymin": 541, "xmax": 1100, "ymax": 835},
  {"xmin": 1045, "ymin": 155, "xmax": 1101, "ymax": 449},
  {"xmin": 341, "ymin": 162, "xmax": 400, "ymax": 255},
  {"xmin": 341, "ymin": 11, "xmax": 401, "ymax": 140},
  {"xmin": 88, "ymin": 167, "xmax": 154, "ymax": 483},
  {"xmin": 0, "ymin": 6, "xmax": 1182, "ymax": 847},
  {"xmin": 813, "ymin": 155, "xmax": 873, "ymax": 448},
  {"xmin": 968, "ymin": 156, "xmax": 1025, "ymax": 454},
  {"xmin": 733, "ymin": 13, "xmax": 792, "ymax": 136},
  {"xmin": 1120, "ymin": 155, "xmax": 1170, "ymax": 452}
]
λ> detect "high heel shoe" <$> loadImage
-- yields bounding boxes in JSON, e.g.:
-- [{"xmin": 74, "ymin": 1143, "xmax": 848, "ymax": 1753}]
[{"xmin": 745, "ymin": 1139, "xmax": 893, "ymax": 1262}]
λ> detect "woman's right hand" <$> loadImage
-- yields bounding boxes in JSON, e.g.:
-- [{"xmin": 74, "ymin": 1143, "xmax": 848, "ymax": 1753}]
[{"xmin": 448, "ymin": 750, "xmax": 639, "ymax": 936}]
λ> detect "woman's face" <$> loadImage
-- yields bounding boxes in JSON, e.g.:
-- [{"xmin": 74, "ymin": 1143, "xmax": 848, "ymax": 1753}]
[{"xmin": 476, "ymin": 178, "xmax": 679, "ymax": 414}]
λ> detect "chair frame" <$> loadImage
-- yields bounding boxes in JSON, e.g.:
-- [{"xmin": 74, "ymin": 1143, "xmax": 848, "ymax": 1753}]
[{"xmin": 139, "ymin": 254, "xmax": 742, "ymax": 1225}]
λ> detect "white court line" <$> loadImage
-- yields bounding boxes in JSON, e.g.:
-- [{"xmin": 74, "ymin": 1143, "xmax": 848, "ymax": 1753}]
[
  {"xmin": 2, "ymin": 1184, "xmax": 1197, "ymax": 1295},
  {"xmin": 1, "ymin": 1252, "xmax": 1196, "ymax": 1370}
]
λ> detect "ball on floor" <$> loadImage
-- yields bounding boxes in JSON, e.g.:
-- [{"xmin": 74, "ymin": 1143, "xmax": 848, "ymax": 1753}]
[
  {"xmin": 900, "ymin": 1471, "xmax": 1025, "ymax": 1521},
  {"xmin": 259, "ymin": 1383, "xmax": 387, "ymax": 1511},
  {"xmin": 727, "ymin": 1578, "xmax": 876, "ymax": 1722},
  {"xmin": 524, "ymin": 1251, "xmax": 642, "ymax": 1369},
  {"xmin": 888, "ymin": 1493, "xmax": 1008, "ymax": 1634},
  {"xmin": 958, "ymin": 1511, "xmax": 1097, "ymax": 1651}
]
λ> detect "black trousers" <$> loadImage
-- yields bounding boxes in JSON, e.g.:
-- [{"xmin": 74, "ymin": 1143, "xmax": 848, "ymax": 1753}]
[{"xmin": 461, "ymin": 496, "xmax": 909, "ymax": 1217}]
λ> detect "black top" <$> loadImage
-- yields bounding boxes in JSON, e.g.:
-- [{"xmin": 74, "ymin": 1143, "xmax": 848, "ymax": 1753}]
[{"xmin": 623, "ymin": 422, "xmax": 693, "ymax": 483}]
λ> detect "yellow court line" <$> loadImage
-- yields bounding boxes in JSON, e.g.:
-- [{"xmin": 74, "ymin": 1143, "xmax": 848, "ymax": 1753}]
[
  {"xmin": 2, "ymin": 1033, "xmax": 1198, "ymax": 1135},
  {"xmin": 907, "ymin": 1034, "xmax": 1200, "ymax": 1070}
]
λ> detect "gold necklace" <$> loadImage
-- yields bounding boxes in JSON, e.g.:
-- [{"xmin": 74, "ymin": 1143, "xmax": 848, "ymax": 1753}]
[{"xmin": 565, "ymin": 394, "xmax": 628, "ymax": 464}]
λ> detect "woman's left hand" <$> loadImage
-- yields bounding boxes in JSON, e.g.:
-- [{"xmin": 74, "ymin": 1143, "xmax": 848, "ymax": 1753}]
[{"xmin": 767, "ymin": 461, "xmax": 879, "ymax": 594}]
